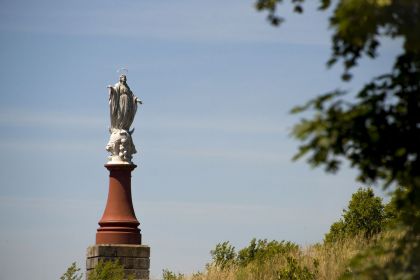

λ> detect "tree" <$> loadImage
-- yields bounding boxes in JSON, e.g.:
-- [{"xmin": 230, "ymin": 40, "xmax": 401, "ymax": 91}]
[
  {"xmin": 255, "ymin": 0, "xmax": 419, "ymax": 277},
  {"xmin": 210, "ymin": 241, "xmax": 236, "ymax": 269},
  {"xmin": 256, "ymin": 0, "xmax": 420, "ymax": 220},
  {"xmin": 324, "ymin": 187, "xmax": 386, "ymax": 242},
  {"xmin": 342, "ymin": 187, "xmax": 385, "ymax": 237},
  {"xmin": 60, "ymin": 262, "xmax": 83, "ymax": 280}
]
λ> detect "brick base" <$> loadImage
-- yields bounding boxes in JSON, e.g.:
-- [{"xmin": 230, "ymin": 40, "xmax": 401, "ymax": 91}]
[{"xmin": 86, "ymin": 244, "xmax": 150, "ymax": 280}]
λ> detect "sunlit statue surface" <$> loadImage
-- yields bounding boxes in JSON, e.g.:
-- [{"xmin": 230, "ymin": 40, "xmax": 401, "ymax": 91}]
[{"xmin": 106, "ymin": 74, "xmax": 142, "ymax": 164}]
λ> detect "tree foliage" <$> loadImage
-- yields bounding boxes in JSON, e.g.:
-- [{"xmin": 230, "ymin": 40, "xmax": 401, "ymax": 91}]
[
  {"xmin": 255, "ymin": 0, "xmax": 420, "ymax": 277},
  {"xmin": 162, "ymin": 269, "xmax": 185, "ymax": 280},
  {"xmin": 256, "ymin": 0, "xmax": 420, "ymax": 211},
  {"xmin": 210, "ymin": 238, "xmax": 299, "ymax": 270},
  {"xmin": 60, "ymin": 262, "xmax": 83, "ymax": 280},
  {"xmin": 325, "ymin": 187, "xmax": 388, "ymax": 242},
  {"xmin": 237, "ymin": 238, "xmax": 298, "ymax": 267},
  {"xmin": 210, "ymin": 241, "xmax": 236, "ymax": 269}
]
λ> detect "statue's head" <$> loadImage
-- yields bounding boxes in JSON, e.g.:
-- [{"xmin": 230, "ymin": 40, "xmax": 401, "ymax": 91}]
[{"xmin": 119, "ymin": 75, "xmax": 127, "ymax": 83}]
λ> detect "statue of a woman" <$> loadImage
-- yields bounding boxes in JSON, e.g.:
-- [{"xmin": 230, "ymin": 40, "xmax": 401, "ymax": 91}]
[
  {"xmin": 106, "ymin": 75, "xmax": 142, "ymax": 164},
  {"xmin": 108, "ymin": 74, "xmax": 142, "ymax": 131}
]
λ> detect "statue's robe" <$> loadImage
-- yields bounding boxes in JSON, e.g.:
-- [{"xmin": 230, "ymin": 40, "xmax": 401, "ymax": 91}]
[{"xmin": 109, "ymin": 82, "xmax": 138, "ymax": 131}]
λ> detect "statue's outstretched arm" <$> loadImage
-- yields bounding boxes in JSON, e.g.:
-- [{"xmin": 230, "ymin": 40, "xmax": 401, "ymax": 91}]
[
  {"xmin": 107, "ymin": 85, "xmax": 115, "ymax": 100},
  {"xmin": 135, "ymin": 96, "xmax": 143, "ymax": 105}
]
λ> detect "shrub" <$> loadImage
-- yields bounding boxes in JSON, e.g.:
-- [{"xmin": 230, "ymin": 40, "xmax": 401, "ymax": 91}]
[
  {"xmin": 237, "ymin": 238, "xmax": 298, "ymax": 267},
  {"xmin": 276, "ymin": 257, "xmax": 318, "ymax": 280},
  {"xmin": 325, "ymin": 187, "xmax": 386, "ymax": 242},
  {"xmin": 88, "ymin": 259, "xmax": 134, "ymax": 280},
  {"xmin": 162, "ymin": 269, "xmax": 185, "ymax": 280},
  {"xmin": 60, "ymin": 262, "xmax": 82, "ymax": 280},
  {"xmin": 209, "ymin": 238, "xmax": 299, "ymax": 271},
  {"xmin": 210, "ymin": 241, "xmax": 236, "ymax": 269}
]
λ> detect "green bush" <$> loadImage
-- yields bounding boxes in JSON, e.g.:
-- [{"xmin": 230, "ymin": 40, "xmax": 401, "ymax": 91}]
[
  {"xmin": 209, "ymin": 238, "xmax": 299, "ymax": 271},
  {"xmin": 60, "ymin": 262, "xmax": 82, "ymax": 280},
  {"xmin": 88, "ymin": 259, "xmax": 134, "ymax": 280},
  {"xmin": 237, "ymin": 238, "xmax": 298, "ymax": 267},
  {"xmin": 162, "ymin": 269, "xmax": 184, "ymax": 280},
  {"xmin": 210, "ymin": 241, "xmax": 236, "ymax": 269},
  {"xmin": 276, "ymin": 257, "xmax": 318, "ymax": 280},
  {"xmin": 325, "ymin": 187, "xmax": 386, "ymax": 242}
]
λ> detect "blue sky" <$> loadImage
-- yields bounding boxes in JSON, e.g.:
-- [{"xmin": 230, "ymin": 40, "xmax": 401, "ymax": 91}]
[{"xmin": 0, "ymin": 0, "xmax": 402, "ymax": 279}]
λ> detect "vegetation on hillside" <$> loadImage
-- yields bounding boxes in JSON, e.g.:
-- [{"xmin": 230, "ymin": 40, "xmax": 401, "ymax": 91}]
[
  {"xmin": 61, "ymin": 259, "xmax": 134, "ymax": 280},
  {"xmin": 159, "ymin": 1, "xmax": 420, "ymax": 277},
  {"xmin": 324, "ymin": 187, "xmax": 388, "ymax": 243},
  {"xmin": 62, "ymin": 188, "xmax": 407, "ymax": 279},
  {"xmin": 161, "ymin": 187, "xmax": 405, "ymax": 280},
  {"xmin": 60, "ymin": 262, "xmax": 83, "ymax": 280}
]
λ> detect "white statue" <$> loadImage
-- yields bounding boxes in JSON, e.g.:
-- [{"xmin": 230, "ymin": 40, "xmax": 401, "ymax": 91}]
[{"xmin": 106, "ymin": 74, "xmax": 142, "ymax": 164}]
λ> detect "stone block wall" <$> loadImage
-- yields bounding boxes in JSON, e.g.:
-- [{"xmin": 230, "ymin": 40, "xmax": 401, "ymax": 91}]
[{"xmin": 86, "ymin": 244, "xmax": 150, "ymax": 280}]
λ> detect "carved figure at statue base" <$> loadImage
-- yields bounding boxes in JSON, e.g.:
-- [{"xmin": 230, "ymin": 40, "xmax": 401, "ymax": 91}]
[
  {"xmin": 106, "ymin": 128, "xmax": 137, "ymax": 163},
  {"xmin": 106, "ymin": 74, "xmax": 142, "ymax": 164}
]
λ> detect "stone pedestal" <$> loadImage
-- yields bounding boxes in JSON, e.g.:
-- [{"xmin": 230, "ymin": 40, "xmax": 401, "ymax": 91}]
[
  {"xmin": 86, "ymin": 244, "xmax": 150, "ymax": 280},
  {"xmin": 87, "ymin": 163, "xmax": 149, "ymax": 279}
]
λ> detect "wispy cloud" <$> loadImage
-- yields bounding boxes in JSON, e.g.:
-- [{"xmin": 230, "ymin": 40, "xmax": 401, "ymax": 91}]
[
  {"xmin": 144, "ymin": 115, "xmax": 290, "ymax": 134},
  {"xmin": 0, "ymin": 109, "xmax": 291, "ymax": 134},
  {"xmin": 138, "ymin": 200, "xmax": 325, "ymax": 226},
  {"xmin": 0, "ymin": 139, "xmax": 100, "ymax": 152},
  {"xmin": 0, "ymin": 109, "xmax": 292, "ymax": 163},
  {"xmin": 0, "ymin": 110, "xmax": 104, "ymax": 128},
  {"xmin": 160, "ymin": 147, "xmax": 290, "ymax": 164},
  {"xmin": 0, "ymin": 0, "xmax": 332, "ymax": 46},
  {"xmin": 0, "ymin": 196, "xmax": 328, "ymax": 229}
]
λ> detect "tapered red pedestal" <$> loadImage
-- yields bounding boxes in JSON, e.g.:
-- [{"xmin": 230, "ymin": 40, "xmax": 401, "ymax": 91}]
[{"xmin": 96, "ymin": 164, "xmax": 141, "ymax": 244}]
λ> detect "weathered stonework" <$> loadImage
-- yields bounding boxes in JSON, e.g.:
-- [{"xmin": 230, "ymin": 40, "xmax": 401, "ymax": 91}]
[{"xmin": 86, "ymin": 244, "xmax": 150, "ymax": 280}]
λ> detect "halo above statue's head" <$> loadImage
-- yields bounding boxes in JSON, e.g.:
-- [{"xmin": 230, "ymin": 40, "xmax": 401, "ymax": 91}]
[{"xmin": 117, "ymin": 68, "xmax": 128, "ymax": 76}]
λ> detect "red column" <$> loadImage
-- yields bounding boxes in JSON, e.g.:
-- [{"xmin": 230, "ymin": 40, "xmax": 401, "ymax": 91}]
[{"xmin": 96, "ymin": 164, "xmax": 142, "ymax": 244}]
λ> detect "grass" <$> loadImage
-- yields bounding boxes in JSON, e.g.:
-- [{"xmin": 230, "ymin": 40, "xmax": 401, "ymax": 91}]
[{"xmin": 164, "ymin": 234, "xmax": 395, "ymax": 280}]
